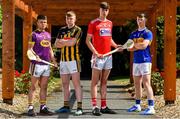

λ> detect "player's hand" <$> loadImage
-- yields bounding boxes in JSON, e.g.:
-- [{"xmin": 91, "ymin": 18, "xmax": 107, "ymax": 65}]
[
  {"xmin": 97, "ymin": 53, "xmax": 103, "ymax": 58},
  {"xmin": 116, "ymin": 45, "xmax": 123, "ymax": 52},
  {"xmin": 93, "ymin": 51, "xmax": 103, "ymax": 58},
  {"xmin": 36, "ymin": 56, "xmax": 41, "ymax": 62}
]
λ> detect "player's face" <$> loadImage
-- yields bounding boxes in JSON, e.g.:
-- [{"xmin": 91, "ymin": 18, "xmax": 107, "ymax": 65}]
[
  {"xmin": 37, "ymin": 19, "xmax": 47, "ymax": 30},
  {"xmin": 137, "ymin": 17, "xmax": 146, "ymax": 28},
  {"xmin": 66, "ymin": 15, "xmax": 76, "ymax": 27},
  {"xmin": 99, "ymin": 8, "xmax": 109, "ymax": 18}
]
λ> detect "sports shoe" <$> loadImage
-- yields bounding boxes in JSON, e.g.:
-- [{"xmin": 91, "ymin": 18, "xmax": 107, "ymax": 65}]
[
  {"xmin": 55, "ymin": 106, "xmax": 70, "ymax": 113},
  {"xmin": 92, "ymin": 107, "xmax": 102, "ymax": 116},
  {"xmin": 74, "ymin": 108, "xmax": 83, "ymax": 116},
  {"xmin": 39, "ymin": 106, "xmax": 54, "ymax": 115},
  {"xmin": 27, "ymin": 108, "xmax": 36, "ymax": 116},
  {"xmin": 140, "ymin": 107, "xmax": 155, "ymax": 115},
  {"xmin": 127, "ymin": 105, "xmax": 141, "ymax": 112},
  {"xmin": 100, "ymin": 107, "xmax": 116, "ymax": 114}
]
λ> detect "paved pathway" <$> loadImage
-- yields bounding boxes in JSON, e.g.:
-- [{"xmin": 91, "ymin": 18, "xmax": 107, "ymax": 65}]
[{"xmin": 21, "ymin": 80, "xmax": 157, "ymax": 119}]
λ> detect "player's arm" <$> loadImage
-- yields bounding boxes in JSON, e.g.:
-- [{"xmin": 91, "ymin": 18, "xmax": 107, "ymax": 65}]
[
  {"xmin": 111, "ymin": 38, "xmax": 123, "ymax": 52},
  {"xmin": 55, "ymin": 38, "xmax": 65, "ymax": 48},
  {"xmin": 86, "ymin": 34, "xmax": 98, "ymax": 55},
  {"xmin": 49, "ymin": 44, "xmax": 57, "ymax": 67},
  {"xmin": 54, "ymin": 30, "xmax": 66, "ymax": 48},
  {"xmin": 111, "ymin": 39, "xmax": 118, "ymax": 48},
  {"xmin": 27, "ymin": 33, "xmax": 37, "ymax": 54},
  {"xmin": 28, "ymin": 34, "xmax": 35, "ymax": 50},
  {"xmin": 134, "ymin": 31, "xmax": 152, "ymax": 50},
  {"xmin": 62, "ymin": 28, "xmax": 82, "ymax": 47},
  {"xmin": 27, "ymin": 33, "xmax": 41, "ymax": 61},
  {"xmin": 55, "ymin": 38, "xmax": 77, "ymax": 48},
  {"xmin": 134, "ymin": 40, "xmax": 150, "ymax": 50},
  {"xmin": 126, "ymin": 39, "xmax": 137, "ymax": 51}
]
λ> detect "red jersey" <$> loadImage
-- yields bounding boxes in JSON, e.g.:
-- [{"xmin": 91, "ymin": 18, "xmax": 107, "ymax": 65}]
[{"xmin": 87, "ymin": 18, "xmax": 112, "ymax": 54}]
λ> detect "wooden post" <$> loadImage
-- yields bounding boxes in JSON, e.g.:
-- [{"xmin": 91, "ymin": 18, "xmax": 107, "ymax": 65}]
[
  {"xmin": 2, "ymin": 0, "xmax": 15, "ymax": 104},
  {"xmin": 23, "ymin": 6, "xmax": 33, "ymax": 72},
  {"xmin": 148, "ymin": 12, "xmax": 157, "ymax": 72},
  {"xmin": 163, "ymin": 0, "xmax": 177, "ymax": 105}
]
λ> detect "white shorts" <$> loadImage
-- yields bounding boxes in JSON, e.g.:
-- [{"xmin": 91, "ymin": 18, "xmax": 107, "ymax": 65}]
[
  {"xmin": 133, "ymin": 63, "xmax": 152, "ymax": 76},
  {"xmin": 59, "ymin": 60, "xmax": 81, "ymax": 75},
  {"xmin": 91, "ymin": 55, "xmax": 112, "ymax": 70},
  {"xmin": 29, "ymin": 63, "xmax": 50, "ymax": 77}
]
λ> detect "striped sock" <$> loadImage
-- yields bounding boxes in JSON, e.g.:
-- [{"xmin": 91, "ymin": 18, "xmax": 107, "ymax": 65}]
[
  {"xmin": 91, "ymin": 98, "xmax": 97, "ymax": 107},
  {"xmin": 64, "ymin": 101, "xmax": 70, "ymax": 108},
  {"xmin": 135, "ymin": 99, "xmax": 141, "ymax": 105},
  {"xmin": 148, "ymin": 100, "xmax": 154, "ymax": 107},
  {"xmin": 77, "ymin": 102, "xmax": 82, "ymax": 109},
  {"xmin": 101, "ymin": 99, "xmax": 107, "ymax": 109},
  {"xmin": 40, "ymin": 100, "xmax": 46, "ymax": 109},
  {"xmin": 28, "ymin": 101, "xmax": 33, "ymax": 106}
]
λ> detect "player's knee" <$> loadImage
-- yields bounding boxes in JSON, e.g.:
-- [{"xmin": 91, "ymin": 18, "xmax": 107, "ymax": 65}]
[{"xmin": 101, "ymin": 79, "xmax": 107, "ymax": 85}]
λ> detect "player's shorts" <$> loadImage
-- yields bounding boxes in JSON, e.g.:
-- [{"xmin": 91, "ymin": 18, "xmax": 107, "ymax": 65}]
[
  {"xmin": 91, "ymin": 55, "xmax": 112, "ymax": 70},
  {"xmin": 133, "ymin": 63, "xmax": 152, "ymax": 76},
  {"xmin": 59, "ymin": 60, "xmax": 81, "ymax": 75},
  {"xmin": 29, "ymin": 63, "xmax": 50, "ymax": 77}
]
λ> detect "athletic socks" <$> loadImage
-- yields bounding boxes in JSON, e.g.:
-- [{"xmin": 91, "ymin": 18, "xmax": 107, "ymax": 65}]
[
  {"xmin": 101, "ymin": 98, "xmax": 107, "ymax": 109},
  {"xmin": 91, "ymin": 98, "xmax": 97, "ymax": 107},
  {"xmin": 77, "ymin": 102, "xmax": 82, "ymax": 109}
]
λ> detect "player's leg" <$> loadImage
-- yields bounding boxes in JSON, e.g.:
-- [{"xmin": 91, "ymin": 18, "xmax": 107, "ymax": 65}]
[
  {"xmin": 100, "ymin": 69, "xmax": 116, "ymax": 114},
  {"xmin": 38, "ymin": 65, "xmax": 53, "ymax": 115},
  {"xmin": 141, "ymin": 63, "xmax": 155, "ymax": 115},
  {"xmin": 128, "ymin": 63, "xmax": 142, "ymax": 112},
  {"xmin": 71, "ymin": 72, "xmax": 83, "ymax": 115},
  {"xmin": 55, "ymin": 61, "xmax": 71, "ymax": 113},
  {"xmin": 91, "ymin": 68, "xmax": 102, "ymax": 115},
  {"xmin": 100, "ymin": 55, "xmax": 116, "ymax": 114},
  {"xmin": 91, "ymin": 57, "xmax": 104, "ymax": 116},
  {"xmin": 39, "ymin": 76, "xmax": 54, "ymax": 115},
  {"xmin": 27, "ymin": 64, "xmax": 40, "ymax": 116}
]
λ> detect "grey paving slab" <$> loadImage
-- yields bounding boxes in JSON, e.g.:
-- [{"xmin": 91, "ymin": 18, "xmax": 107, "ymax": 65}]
[{"xmin": 21, "ymin": 80, "xmax": 158, "ymax": 119}]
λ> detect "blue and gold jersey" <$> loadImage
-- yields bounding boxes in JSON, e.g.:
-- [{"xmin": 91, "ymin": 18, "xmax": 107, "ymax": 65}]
[
  {"xmin": 129, "ymin": 28, "xmax": 153, "ymax": 63},
  {"xmin": 57, "ymin": 25, "xmax": 82, "ymax": 61}
]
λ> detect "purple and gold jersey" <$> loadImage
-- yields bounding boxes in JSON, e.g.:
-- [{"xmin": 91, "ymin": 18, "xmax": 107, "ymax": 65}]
[
  {"xmin": 129, "ymin": 28, "xmax": 153, "ymax": 63},
  {"xmin": 29, "ymin": 30, "xmax": 51, "ymax": 65}
]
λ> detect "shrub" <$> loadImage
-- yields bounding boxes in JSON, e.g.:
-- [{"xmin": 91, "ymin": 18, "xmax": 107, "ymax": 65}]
[
  {"xmin": 14, "ymin": 70, "xmax": 31, "ymax": 94},
  {"xmin": 151, "ymin": 71, "xmax": 164, "ymax": 95}
]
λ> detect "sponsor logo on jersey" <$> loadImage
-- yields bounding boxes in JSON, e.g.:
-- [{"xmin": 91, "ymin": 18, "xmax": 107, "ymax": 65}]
[
  {"xmin": 134, "ymin": 37, "xmax": 144, "ymax": 43},
  {"xmin": 40, "ymin": 40, "xmax": 50, "ymax": 47},
  {"xmin": 99, "ymin": 28, "xmax": 111, "ymax": 36}
]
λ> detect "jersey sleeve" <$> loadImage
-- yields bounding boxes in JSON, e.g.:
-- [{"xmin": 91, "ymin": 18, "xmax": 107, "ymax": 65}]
[
  {"xmin": 74, "ymin": 27, "xmax": 83, "ymax": 45},
  {"xmin": 28, "ymin": 32, "xmax": 36, "ymax": 45},
  {"xmin": 129, "ymin": 32, "xmax": 134, "ymax": 40},
  {"xmin": 144, "ymin": 30, "xmax": 153, "ymax": 41},
  {"xmin": 87, "ymin": 22, "xmax": 94, "ymax": 35}
]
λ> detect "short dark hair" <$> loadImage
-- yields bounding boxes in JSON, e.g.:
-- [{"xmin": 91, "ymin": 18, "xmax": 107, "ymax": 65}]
[
  {"xmin": 66, "ymin": 11, "xmax": 76, "ymax": 17},
  {"xmin": 137, "ymin": 13, "xmax": 146, "ymax": 18},
  {"xmin": 37, "ymin": 15, "xmax": 47, "ymax": 20},
  {"xmin": 100, "ymin": 2, "xmax": 110, "ymax": 9}
]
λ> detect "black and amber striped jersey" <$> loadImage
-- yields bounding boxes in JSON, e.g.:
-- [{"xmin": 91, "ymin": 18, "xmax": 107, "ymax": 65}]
[{"xmin": 57, "ymin": 25, "xmax": 82, "ymax": 61}]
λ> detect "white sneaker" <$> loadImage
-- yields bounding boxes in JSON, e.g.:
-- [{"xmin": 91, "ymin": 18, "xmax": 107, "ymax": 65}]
[
  {"xmin": 140, "ymin": 107, "xmax": 155, "ymax": 115},
  {"xmin": 74, "ymin": 108, "xmax": 83, "ymax": 116},
  {"xmin": 127, "ymin": 105, "xmax": 141, "ymax": 112}
]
